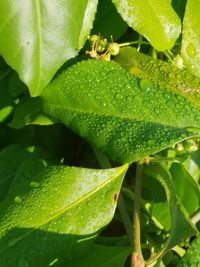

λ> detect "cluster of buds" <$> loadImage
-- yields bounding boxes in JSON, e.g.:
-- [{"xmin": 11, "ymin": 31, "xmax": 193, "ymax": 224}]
[{"xmin": 86, "ymin": 34, "xmax": 120, "ymax": 61}]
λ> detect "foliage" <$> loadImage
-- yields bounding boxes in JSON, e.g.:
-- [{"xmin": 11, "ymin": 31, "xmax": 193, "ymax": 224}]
[{"xmin": 0, "ymin": 0, "xmax": 199, "ymax": 266}]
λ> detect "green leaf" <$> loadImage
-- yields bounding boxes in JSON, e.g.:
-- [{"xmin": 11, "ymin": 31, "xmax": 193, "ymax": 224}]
[
  {"xmin": 112, "ymin": 0, "xmax": 181, "ymax": 51},
  {"xmin": 0, "ymin": 157, "xmax": 127, "ymax": 266},
  {"xmin": 42, "ymin": 59, "xmax": 200, "ymax": 164},
  {"xmin": 91, "ymin": 0, "xmax": 127, "ymax": 40},
  {"xmin": 0, "ymin": 0, "xmax": 98, "ymax": 96},
  {"xmin": 9, "ymin": 97, "xmax": 53, "ymax": 129},
  {"xmin": 62, "ymin": 243, "xmax": 131, "ymax": 267},
  {"xmin": 144, "ymin": 162, "xmax": 197, "ymax": 263},
  {"xmin": 178, "ymin": 234, "xmax": 200, "ymax": 267},
  {"xmin": 170, "ymin": 162, "xmax": 200, "ymax": 215},
  {"xmin": 181, "ymin": 0, "xmax": 200, "ymax": 77},
  {"xmin": 115, "ymin": 47, "xmax": 200, "ymax": 107}
]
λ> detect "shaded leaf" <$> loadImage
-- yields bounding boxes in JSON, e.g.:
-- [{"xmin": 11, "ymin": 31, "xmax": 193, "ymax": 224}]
[
  {"xmin": 144, "ymin": 162, "xmax": 197, "ymax": 262},
  {"xmin": 92, "ymin": 0, "xmax": 127, "ymax": 40},
  {"xmin": 112, "ymin": 0, "xmax": 181, "ymax": 51},
  {"xmin": 61, "ymin": 243, "xmax": 131, "ymax": 267},
  {"xmin": 9, "ymin": 97, "xmax": 53, "ymax": 129},
  {"xmin": 42, "ymin": 59, "xmax": 200, "ymax": 163},
  {"xmin": 0, "ymin": 0, "xmax": 98, "ymax": 96},
  {"xmin": 0, "ymin": 157, "xmax": 127, "ymax": 266},
  {"xmin": 181, "ymin": 0, "xmax": 200, "ymax": 77},
  {"xmin": 170, "ymin": 162, "xmax": 200, "ymax": 215}
]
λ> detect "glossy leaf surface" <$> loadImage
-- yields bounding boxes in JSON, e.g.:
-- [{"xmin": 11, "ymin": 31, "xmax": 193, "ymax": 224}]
[
  {"xmin": 181, "ymin": 0, "xmax": 200, "ymax": 77},
  {"xmin": 42, "ymin": 59, "xmax": 200, "ymax": 163},
  {"xmin": 0, "ymin": 0, "xmax": 98, "ymax": 96},
  {"xmin": 112, "ymin": 0, "xmax": 181, "ymax": 51},
  {"xmin": 0, "ymin": 153, "xmax": 127, "ymax": 266}
]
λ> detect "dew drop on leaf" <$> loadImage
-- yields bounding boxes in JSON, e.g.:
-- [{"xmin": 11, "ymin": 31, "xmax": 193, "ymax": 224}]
[
  {"xmin": 139, "ymin": 79, "xmax": 154, "ymax": 92},
  {"xmin": 30, "ymin": 181, "xmax": 40, "ymax": 188},
  {"xmin": 186, "ymin": 43, "xmax": 197, "ymax": 58},
  {"xmin": 14, "ymin": 196, "xmax": 22, "ymax": 204}
]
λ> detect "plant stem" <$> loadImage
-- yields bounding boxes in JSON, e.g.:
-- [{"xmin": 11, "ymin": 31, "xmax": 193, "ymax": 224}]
[{"xmin": 131, "ymin": 161, "xmax": 145, "ymax": 267}]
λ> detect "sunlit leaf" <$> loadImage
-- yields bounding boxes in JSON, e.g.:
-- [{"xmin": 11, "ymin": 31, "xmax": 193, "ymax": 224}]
[
  {"xmin": 42, "ymin": 59, "xmax": 200, "ymax": 163},
  {"xmin": 0, "ymin": 154, "xmax": 127, "ymax": 266},
  {"xmin": 112, "ymin": 0, "xmax": 181, "ymax": 51},
  {"xmin": 0, "ymin": 0, "xmax": 98, "ymax": 96},
  {"xmin": 181, "ymin": 0, "xmax": 200, "ymax": 77}
]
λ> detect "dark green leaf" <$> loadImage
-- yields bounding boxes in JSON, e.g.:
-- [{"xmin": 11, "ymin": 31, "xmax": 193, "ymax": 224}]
[
  {"xmin": 170, "ymin": 162, "xmax": 200, "ymax": 215},
  {"xmin": 144, "ymin": 162, "xmax": 197, "ymax": 260},
  {"xmin": 62, "ymin": 243, "xmax": 130, "ymax": 267},
  {"xmin": 42, "ymin": 59, "xmax": 200, "ymax": 163},
  {"xmin": 92, "ymin": 0, "xmax": 127, "ymax": 40},
  {"xmin": 0, "ymin": 0, "xmax": 98, "ymax": 96}
]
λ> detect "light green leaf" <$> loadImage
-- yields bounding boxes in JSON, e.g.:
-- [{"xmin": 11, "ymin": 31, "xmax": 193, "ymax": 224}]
[
  {"xmin": 0, "ymin": 0, "xmax": 98, "ymax": 96},
  {"xmin": 144, "ymin": 162, "xmax": 197, "ymax": 263},
  {"xmin": 112, "ymin": 0, "xmax": 181, "ymax": 51},
  {"xmin": 0, "ymin": 156, "xmax": 127, "ymax": 266},
  {"xmin": 62, "ymin": 243, "xmax": 131, "ymax": 267},
  {"xmin": 42, "ymin": 59, "xmax": 200, "ymax": 164},
  {"xmin": 181, "ymin": 0, "xmax": 200, "ymax": 77}
]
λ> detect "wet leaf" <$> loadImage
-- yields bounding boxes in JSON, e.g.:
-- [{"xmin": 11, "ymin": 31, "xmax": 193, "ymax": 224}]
[
  {"xmin": 42, "ymin": 59, "xmax": 200, "ymax": 163},
  {"xmin": 0, "ymin": 155, "xmax": 127, "ymax": 266},
  {"xmin": 181, "ymin": 0, "xmax": 200, "ymax": 77},
  {"xmin": 112, "ymin": 0, "xmax": 181, "ymax": 51}
]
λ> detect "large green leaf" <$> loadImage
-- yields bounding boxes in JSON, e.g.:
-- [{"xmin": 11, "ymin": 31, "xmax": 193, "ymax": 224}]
[
  {"xmin": 112, "ymin": 0, "xmax": 181, "ymax": 51},
  {"xmin": 0, "ymin": 154, "xmax": 127, "ymax": 266},
  {"xmin": 144, "ymin": 162, "xmax": 197, "ymax": 264},
  {"xmin": 42, "ymin": 59, "xmax": 200, "ymax": 164},
  {"xmin": 181, "ymin": 0, "xmax": 200, "ymax": 77},
  {"xmin": 0, "ymin": 0, "xmax": 98, "ymax": 96}
]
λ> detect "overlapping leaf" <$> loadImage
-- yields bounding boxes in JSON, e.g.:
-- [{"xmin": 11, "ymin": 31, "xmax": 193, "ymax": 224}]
[
  {"xmin": 181, "ymin": 0, "xmax": 200, "ymax": 77},
  {"xmin": 0, "ymin": 147, "xmax": 127, "ymax": 266},
  {"xmin": 144, "ymin": 162, "xmax": 197, "ymax": 263},
  {"xmin": 112, "ymin": 0, "xmax": 181, "ymax": 51},
  {"xmin": 42, "ymin": 58, "xmax": 200, "ymax": 163},
  {"xmin": 0, "ymin": 0, "xmax": 98, "ymax": 96}
]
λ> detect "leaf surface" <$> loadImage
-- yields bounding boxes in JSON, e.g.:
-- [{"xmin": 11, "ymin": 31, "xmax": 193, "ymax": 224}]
[
  {"xmin": 42, "ymin": 59, "xmax": 200, "ymax": 163},
  {"xmin": 0, "ymin": 153, "xmax": 127, "ymax": 266},
  {"xmin": 112, "ymin": 0, "xmax": 181, "ymax": 51},
  {"xmin": 0, "ymin": 0, "xmax": 98, "ymax": 96},
  {"xmin": 181, "ymin": 0, "xmax": 200, "ymax": 77}
]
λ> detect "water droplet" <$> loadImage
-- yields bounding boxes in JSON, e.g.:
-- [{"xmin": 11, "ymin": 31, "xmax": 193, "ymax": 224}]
[
  {"xmin": 139, "ymin": 79, "xmax": 154, "ymax": 92},
  {"xmin": 30, "ymin": 181, "xmax": 40, "ymax": 188},
  {"xmin": 14, "ymin": 196, "xmax": 22, "ymax": 204},
  {"xmin": 147, "ymin": 140, "xmax": 155, "ymax": 147},
  {"xmin": 115, "ymin": 93, "xmax": 122, "ymax": 99},
  {"xmin": 186, "ymin": 43, "xmax": 196, "ymax": 58}
]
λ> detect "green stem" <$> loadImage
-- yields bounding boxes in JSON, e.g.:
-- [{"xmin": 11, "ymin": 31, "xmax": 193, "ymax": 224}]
[
  {"xmin": 131, "ymin": 161, "xmax": 145, "ymax": 267},
  {"xmin": 118, "ymin": 41, "xmax": 149, "ymax": 48}
]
